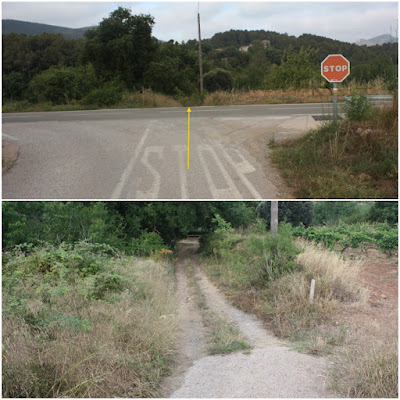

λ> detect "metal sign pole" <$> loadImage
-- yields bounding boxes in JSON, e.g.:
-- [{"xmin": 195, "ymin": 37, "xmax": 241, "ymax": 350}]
[{"xmin": 333, "ymin": 83, "xmax": 338, "ymax": 124}]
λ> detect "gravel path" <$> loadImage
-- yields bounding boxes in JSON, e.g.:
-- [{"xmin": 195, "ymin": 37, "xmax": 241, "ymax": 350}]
[{"xmin": 165, "ymin": 242, "xmax": 333, "ymax": 398}]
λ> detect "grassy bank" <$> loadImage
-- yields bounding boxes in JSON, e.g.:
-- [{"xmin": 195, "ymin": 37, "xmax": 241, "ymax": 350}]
[
  {"xmin": 3, "ymin": 84, "xmax": 392, "ymax": 112},
  {"xmin": 2, "ymin": 242, "xmax": 177, "ymax": 398},
  {"xmin": 270, "ymin": 103, "xmax": 398, "ymax": 198},
  {"xmin": 200, "ymin": 221, "xmax": 397, "ymax": 397}
]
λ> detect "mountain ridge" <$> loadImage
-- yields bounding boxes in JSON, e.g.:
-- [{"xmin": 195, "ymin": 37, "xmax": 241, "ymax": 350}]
[
  {"xmin": 355, "ymin": 34, "xmax": 397, "ymax": 47},
  {"xmin": 2, "ymin": 19, "xmax": 95, "ymax": 39}
]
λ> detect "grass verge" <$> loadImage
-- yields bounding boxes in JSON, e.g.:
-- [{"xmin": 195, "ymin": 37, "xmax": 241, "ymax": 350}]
[
  {"xmin": 270, "ymin": 104, "xmax": 398, "ymax": 198},
  {"xmin": 184, "ymin": 260, "xmax": 252, "ymax": 355},
  {"xmin": 202, "ymin": 224, "xmax": 398, "ymax": 397},
  {"xmin": 332, "ymin": 333, "xmax": 398, "ymax": 398},
  {"xmin": 2, "ymin": 243, "xmax": 177, "ymax": 397},
  {"xmin": 3, "ymin": 85, "xmax": 391, "ymax": 112},
  {"xmin": 201, "ymin": 225, "xmax": 366, "ymax": 348}
]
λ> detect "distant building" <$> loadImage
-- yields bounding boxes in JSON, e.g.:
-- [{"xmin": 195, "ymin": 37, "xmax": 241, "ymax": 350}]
[{"xmin": 239, "ymin": 40, "xmax": 270, "ymax": 52}]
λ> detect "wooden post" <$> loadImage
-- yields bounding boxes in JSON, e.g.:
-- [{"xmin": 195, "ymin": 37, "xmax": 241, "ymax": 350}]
[
  {"xmin": 271, "ymin": 201, "xmax": 278, "ymax": 236},
  {"xmin": 197, "ymin": 12, "xmax": 203, "ymax": 97},
  {"xmin": 309, "ymin": 279, "xmax": 315, "ymax": 303}
]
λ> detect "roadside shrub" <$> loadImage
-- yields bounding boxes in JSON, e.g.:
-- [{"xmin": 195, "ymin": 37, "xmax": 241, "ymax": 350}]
[
  {"xmin": 203, "ymin": 68, "xmax": 233, "ymax": 92},
  {"xmin": 204, "ymin": 220, "xmax": 300, "ymax": 289},
  {"xmin": 343, "ymin": 94, "xmax": 372, "ymax": 121},
  {"xmin": 28, "ymin": 65, "xmax": 97, "ymax": 104},
  {"xmin": 130, "ymin": 232, "xmax": 167, "ymax": 257},
  {"xmin": 2, "ymin": 256, "xmax": 177, "ymax": 398},
  {"xmin": 2, "ymin": 72, "xmax": 27, "ymax": 102},
  {"xmin": 82, "ymin": 79, "xmax": 125, "ymax": 107}
]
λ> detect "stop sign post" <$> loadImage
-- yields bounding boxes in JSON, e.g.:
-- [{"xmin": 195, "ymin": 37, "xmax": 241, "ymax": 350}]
[{"xmin": 321, "ymin": 54, "xmax": 350, "ymax": 123}]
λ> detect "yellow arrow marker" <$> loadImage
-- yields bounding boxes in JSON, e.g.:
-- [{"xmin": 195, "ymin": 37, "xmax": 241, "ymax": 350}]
[{"xmin": 187, "ymin": 107, "xmax": 191, "ymax": 169}]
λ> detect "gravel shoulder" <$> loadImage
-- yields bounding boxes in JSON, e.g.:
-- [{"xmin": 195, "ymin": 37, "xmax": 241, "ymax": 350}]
[{"xmin": 163, "ymin": 242, "xmax": 334, "ymax": 398}]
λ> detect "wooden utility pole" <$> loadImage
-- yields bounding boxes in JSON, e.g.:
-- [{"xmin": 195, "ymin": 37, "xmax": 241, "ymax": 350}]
[
  {"xmin": 197, "ymin": 9, "xmax": 203, "ymax": 96},
  {"xmin": 271, "ymin": 201, "xmax": 278, "ymax": 236}
]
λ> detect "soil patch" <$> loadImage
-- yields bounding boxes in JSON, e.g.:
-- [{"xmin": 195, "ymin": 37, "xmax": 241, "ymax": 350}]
[{"xmin": 2, "ymin": 139, "xmax": 19, "ymax": 173}]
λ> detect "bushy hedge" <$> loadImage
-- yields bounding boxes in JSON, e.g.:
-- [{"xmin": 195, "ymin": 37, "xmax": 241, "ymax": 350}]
[
  {"xmin": 203, "ymin": 68, "xmax": 233, "ymax": 92},
  {"xmin": 28, "ymin": 65, "xmax": 98, "ymax": 104}
]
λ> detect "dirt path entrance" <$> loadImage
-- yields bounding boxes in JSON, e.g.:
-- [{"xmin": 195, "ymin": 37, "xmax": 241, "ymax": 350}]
[{"xmin": 161, "ymin": 242, "xmax": 334, "ymax": 398}]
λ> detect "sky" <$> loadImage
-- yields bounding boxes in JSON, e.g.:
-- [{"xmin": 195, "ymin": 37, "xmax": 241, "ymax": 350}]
[{"xmin": 1, "ymin": 1, "xmax": 398, "ymax": 44}]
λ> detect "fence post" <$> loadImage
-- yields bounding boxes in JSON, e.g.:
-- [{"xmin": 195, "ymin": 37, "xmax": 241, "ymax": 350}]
[{"xmin": 309, "ymin": 279, "xmax": 315, "ymax": 303}]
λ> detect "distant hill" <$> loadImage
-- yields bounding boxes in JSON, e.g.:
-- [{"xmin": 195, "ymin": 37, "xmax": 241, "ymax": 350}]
[
  {"xmin": 355, "ymin": 34, "xmax": 397, "ymax": 47},
  {"xmin": 2, "ymin": 19, "xmax": 95, "ymax": 39}
]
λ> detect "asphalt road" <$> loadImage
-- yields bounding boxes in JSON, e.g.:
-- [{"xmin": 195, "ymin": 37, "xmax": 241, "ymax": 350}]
[{"xmin": 2, "ymin": 103, "xmax": 333, "ymax": 199}]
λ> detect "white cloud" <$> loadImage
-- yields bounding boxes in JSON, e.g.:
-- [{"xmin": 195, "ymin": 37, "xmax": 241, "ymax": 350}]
[{"xmin": 2, "ymin": 1, "xmax": 398, "ymax": 43}]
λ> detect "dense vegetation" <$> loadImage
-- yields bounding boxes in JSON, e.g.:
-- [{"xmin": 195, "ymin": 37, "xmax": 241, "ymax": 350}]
[
  {"xmin": 270, "ymin": 99, "xmax": 398, "ymax": 199},
  {"xmin": 2, "ymin": 201, "xmax": 257, "ymax": 252},
  {"xmin": 3, "ymin": 244, "xmax": 177, "ymax": 397},
  {"xmin": 200, "ymin": 205, "xmax": 398, "ymax": 398},
  {"xmin": 292, "ymin": 222, "xmax": 398, "ymax": 255},
  {"xmin": 3, "ymin": 200, "xmax": 398, "ymax": 397},
  {"xmin": 2, "ymin": 7, "xmax": 398, "ymax": 108}
]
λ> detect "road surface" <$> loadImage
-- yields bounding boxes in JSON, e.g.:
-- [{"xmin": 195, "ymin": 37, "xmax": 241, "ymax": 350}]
[{"xmin": 2, "ymin": 103, "xmax": 331, "ymax": 199}]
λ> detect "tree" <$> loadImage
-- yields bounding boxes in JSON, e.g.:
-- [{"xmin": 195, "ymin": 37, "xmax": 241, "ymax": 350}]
[
  {"xmin": 264, "ymin": 46, "xmax": 320, "ymax": 89},
  {"xmin": 256, "ymin": 201, "xmax": 314, "ymax": 228},
  {"xmin": 2, "ymin": 72, "xmax": 26, "ymax": 101},
  {"xmin": 83, "ymin": 7, "xmax": 156, "ymax": 88},
  {"xmin": 203, "ymin": 68, "xmax": 233, "ymax": 92},
  {"xmin": 28, "ymin": 65, "xmax": 97, "ymax": 104},
  {"xmin": 368, "ymin": 202, "xmax": 398, "ymax": 224}
]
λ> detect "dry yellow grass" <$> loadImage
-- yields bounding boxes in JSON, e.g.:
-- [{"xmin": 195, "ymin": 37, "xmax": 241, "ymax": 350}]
[
  {"xmin": 296, "ymin": 242, "xmax": 368, "ymax": 303},
  {"xmin": 123, "ymin": 89, "xmax": 182, "ymax": 108},
  {"xmin": 2, "ymin": 258, "xmax": 177, "ymax": 398},
  {"xmin": 203, "ymin": 84, "xmax": 392, "ymax": 107}
]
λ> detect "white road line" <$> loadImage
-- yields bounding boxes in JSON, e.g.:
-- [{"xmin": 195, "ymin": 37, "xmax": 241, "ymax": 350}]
[
  {"xmin": 198, "ymin": 144, "xmax": 241, "ymax": 198},
  {"xmin": 214, "ymin": 140, "xmax": 261, "ymax": 199},
  {"xmin": 160, "ymin": 109, "xmax": 242, "ymax": 114},
  {"xmin": 2, "ymin": 133, "xmax": 19, "ymax": 141},
  {"xmin": 172, "ymin": 145, "xmax": 189, "ymax": 198},
  {"xmin": 111, "ymin": 124, "xmax": 151, "ymax": 198},
  {"xmin": 136, "ymin": 146, "xmax": 163, "ymax": 199}
]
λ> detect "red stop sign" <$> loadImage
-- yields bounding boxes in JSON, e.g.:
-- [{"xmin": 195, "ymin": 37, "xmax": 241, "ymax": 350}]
[{"xmin": 321, "ymin": 54, "xmax": 350, "ymax": 82}]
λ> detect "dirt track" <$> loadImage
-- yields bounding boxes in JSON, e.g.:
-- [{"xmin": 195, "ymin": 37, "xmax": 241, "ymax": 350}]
[{"xmin": 161, "ymin": 242, "xmax": 333, "ymax": 398}]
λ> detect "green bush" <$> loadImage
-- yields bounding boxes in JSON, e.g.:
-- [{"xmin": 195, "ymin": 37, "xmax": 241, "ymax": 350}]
[
  {"xmin": 368, "ymin": 201, "xmax": 398, "ymax": 224},
  {"xmin": 204, "ymin": 220, "xmax": 301, "ymax": 288},
  {"xmin": 28, "ymin": 65, "xmax": 98, "ymax": 104},
  {"xmin": 203, "ymin": 68, "xmax": 233, "ymax": 92},
  {"xmin": 82, "ymin": 79, "xmax": 125, "ymax": 107},
  {"xmin": 130, "ymin": 232, "xmax": 167, "ymax": 257},
  {"xmin": 2, "ymin": 72, "xmax": 27, "ymax": 102},
  {"xmin": 343, "ymin": 94, "xmax": 372, "ymax": 121}
]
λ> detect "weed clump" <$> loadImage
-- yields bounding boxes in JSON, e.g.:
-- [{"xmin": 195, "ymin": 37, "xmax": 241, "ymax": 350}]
[
  {"xmin": 334, "ymin": 337, "xmax": 398, "ymax": 398},
  {"xmin": 2, "ymin": 243, "xmax": 177, "ymax": 398},
  {"xmin": 270, "ymin": 103, "xmax": 398, "ymax": 198}
]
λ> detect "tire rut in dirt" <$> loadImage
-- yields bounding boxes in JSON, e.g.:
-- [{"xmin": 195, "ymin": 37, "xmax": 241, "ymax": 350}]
[
  {"xmin": 159, "ymin": 244, "xmax": 207, "ymax": 397},
  {"xmin": 168, "ymin": 242, "xmax": 333, "ymax": 398}
]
